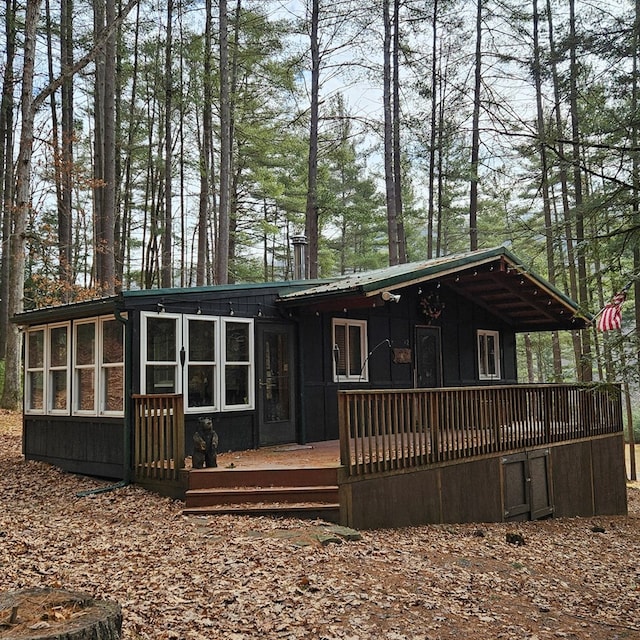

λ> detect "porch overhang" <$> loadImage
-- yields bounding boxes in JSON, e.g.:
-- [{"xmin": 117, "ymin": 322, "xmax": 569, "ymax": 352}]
[{"xmin": 277, "ymin": 247, "xmax": 592, "ymax": 332}]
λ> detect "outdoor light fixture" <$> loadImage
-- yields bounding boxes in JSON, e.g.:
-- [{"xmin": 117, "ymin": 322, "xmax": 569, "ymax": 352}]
[{"xmin": 381, "ymin": 291, "xmax": 401, "ymax": 303}]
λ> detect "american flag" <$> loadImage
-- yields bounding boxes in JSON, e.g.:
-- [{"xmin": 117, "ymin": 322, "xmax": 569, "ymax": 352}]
[{"xmin": 597, "ymin": 285, "xmax": 630, "ymax": 332}]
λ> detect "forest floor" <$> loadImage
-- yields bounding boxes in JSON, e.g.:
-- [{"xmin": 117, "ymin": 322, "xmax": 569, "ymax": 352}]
[{"xmin": 0, "ymin": 411, "xmax": 639, "ymax": 640}]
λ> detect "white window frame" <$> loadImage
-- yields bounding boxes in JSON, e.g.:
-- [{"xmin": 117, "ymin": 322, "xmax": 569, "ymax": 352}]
[
  {"xmin": 47, "ymin": 322, "xmax": 71, "ymax": 415},
  {"xmin": 25, "ymin": 326, "xmax": 46, "ymax": 415},
  {"xmin": 477, "ymin": 329, "xmax": 501, "ymax": 380},
  {"xmin": 73, "ymin": 319, "xmax": 98, "ymax": 415},
  {"xmin": 332, "ymin": 318, "xmax": 369, "ymax": 383},
  {"xmin": 140, "ymin": 312, "xmax": 254, "ymax": 413},
  {"xmin": 141, "ymin": 312, "xmax": 182, "ymax": 395},
  {"xmin": 183, "ymin": 314, "xmax": 218, "ymax": 412},
  {"xmin": 99, "ymin": 315, "xmax": 125, "ymax": 416},
  {"xmin": 222, "ymin": 317, "xmax": 255, "ymax": 411}
]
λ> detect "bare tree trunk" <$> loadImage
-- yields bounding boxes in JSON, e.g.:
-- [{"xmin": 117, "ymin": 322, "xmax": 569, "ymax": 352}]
[
  {"xmin": 392, "ymin": 0, "xmax": 406, "ymax": 263},
  {"xmin": 568, "ymin": 0, "xmax": 591, "ymax": 382},
  {"xmin": 60, "ymin": 0, "xmax": 73, "ymax": 285},
  {"xmin": 0, "ymin": 0, "xmax": 16, "ymax": 360},
  {"xmin": 196, "ymin": 0, "xmax": 213, "ymax": 286},
  {"xmin": 469, "ymin": 0, "xmax": 482, "ymax": 251},
  {"xmin": 305, "ymin": 0, "xmax": 320, "ymax": 278},
  {"xmin": 161, "ymin": 0, "xmax": 173, "ymax": 288},
  {"xmin": 2, "ymin": 0, "xmax": 41, "ymax": 410},
  {"xmin": 427, "ymin": 0, "xmax": 438, "ymax": 259},
  {"xmin": 383, "ymin": 0, "xmax": 398, "ymax": 265}
]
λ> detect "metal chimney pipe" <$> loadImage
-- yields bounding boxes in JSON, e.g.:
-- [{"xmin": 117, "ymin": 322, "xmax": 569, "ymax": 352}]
[{"xmin": 291, "ymin": 234, "xmax": 308, "ymax": 280}]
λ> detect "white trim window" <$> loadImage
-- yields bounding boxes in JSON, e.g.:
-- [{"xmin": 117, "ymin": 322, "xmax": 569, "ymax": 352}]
[
  {"xmin": 48, "ymin": 323, "xmax": 71, "ymax": 414},
  {"xmin": 100, "ymin": 317, "xmax": 125, "ymax": 414},
  {"xmin": 222, "ymin": 318, "xmax": 254, "ymax": 410},
  {"xmin": 184, "ymin": 315, "xmax": 218, "ymax": 411},
  {"xmin": 332, "ymin": 318, "xmax": 368, "ymax": 382},
  {"xmin": 74, "ymin": 320, "xmax": 97, "ymax": 414},
  {"xmin": 141, "ymin": 312, "xmax": 254, "ymax": 412},
  {"xmin": 25, "ymin": 327, "xmax": 46, "ymax": 413},
  {"xmin": 142, "ymin": 313, "xmax": 181, "ymax": 394},
  {"xmin": 477, "ymin": 329, "xmax": 501, "ymax": 380}
]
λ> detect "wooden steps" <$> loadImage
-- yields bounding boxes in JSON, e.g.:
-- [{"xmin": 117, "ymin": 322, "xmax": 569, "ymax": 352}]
[{"xmin": 183, "ymin": 466, "xmax": 340, "ymax": 521}]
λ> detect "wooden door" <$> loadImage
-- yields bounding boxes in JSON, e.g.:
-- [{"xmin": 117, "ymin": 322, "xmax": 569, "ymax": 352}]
[{"xmin": 502, "ymin": 449, "xmax": 553, "ymax": 521}]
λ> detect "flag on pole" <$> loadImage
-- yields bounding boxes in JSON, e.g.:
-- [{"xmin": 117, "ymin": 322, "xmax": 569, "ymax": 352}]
[{"xmin": 597, "ymin": 285, "xmax": 630, "ymax": 332}]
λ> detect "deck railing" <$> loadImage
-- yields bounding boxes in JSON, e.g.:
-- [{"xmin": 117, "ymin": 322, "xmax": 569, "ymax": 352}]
[
  {"xmin": 132, "ymin": 394, "xmax": 185, "ymax": 485},
  {"xmin": 338, "ymin": 384, "xmax": 623, "ymax": 477}
]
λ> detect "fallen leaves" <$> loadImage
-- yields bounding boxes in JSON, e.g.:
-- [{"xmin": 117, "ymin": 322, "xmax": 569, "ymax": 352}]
[{"xmin": 1, "ymin": 414, "xmax": 639, "ymax": 639}]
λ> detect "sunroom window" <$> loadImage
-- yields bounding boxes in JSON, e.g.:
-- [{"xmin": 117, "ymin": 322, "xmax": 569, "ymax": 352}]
[
  {"xmin": 143, "ymin": 314, "xmax": 180, "ymax": 394},
  {"xmin": 25, "ymin": 328, "xmax": 45, "ymax": 413},
  {"xmin": 49, "ymin": 324, "xmax": 70, "ymax": 413},
  {"xmin": 478, "ymin": 329, "xmax": 501, "ymax": 380},
  {"xmin": 74, "ymin": 321, "xmax": 97, "ymax": 413},
  {"xmin": 223, "ymin": 319, "xmax": 253, "ymax": 410},
  {"xmin": 185, "ymin": 315, "xmax": 217, "ymax": 410},
  {"xmin": 100, "ymin": 318, "xmax": 124, "ymax": 413},
  {"xmin": 332, "ymin": 318, "xmax": 368, "ymax": 382}
]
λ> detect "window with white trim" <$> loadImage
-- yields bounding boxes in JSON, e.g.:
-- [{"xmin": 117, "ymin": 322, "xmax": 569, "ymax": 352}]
[
  {"xmin": 25, "ymin": 327, "xmax": 45, "ymax": 413},
  {"xmin": 185, "ymin": 315, "xmax": 217, "ymax": 410},
  {"xmin": 332, "ymin": 318, "xmax": 368, "ymax": 382},
  {"xmin": 142, "ymin": 313, "xmax": 180, "ymax": 394},
  {"xmin": 477, "ymin": 329, "xmax": 501, "ymax": 380},
  {"xmin": 74, "ymin": 320, "xmax": 97, "ymax": 413},
  {"xmin": 223, "ymin": 318, "xmax": 254, "ymax": 410},
  {"xmin": 100, "ymin": 317, "xmax": 125, "ymax": 414},
  {"xmin": 141, "ymin": 312, "xmax": 254, "ymax": 412},
  {"xmin": 48, "ymin": 323, "xmax": 71, "ymax": 413}
]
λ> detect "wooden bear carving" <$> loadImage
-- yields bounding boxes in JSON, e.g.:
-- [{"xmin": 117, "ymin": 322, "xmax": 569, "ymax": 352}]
[{"xmin": 192, "ymin": 417, "xmax": 218, "ymax": 468}]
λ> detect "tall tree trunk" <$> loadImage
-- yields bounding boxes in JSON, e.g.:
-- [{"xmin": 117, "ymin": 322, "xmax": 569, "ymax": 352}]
[
  {"xmin": 469, "ymin": 0, "xmax": 482, "ymax": 251},
  {"xmin": 568, "ymin": 0, "xmax": 591, "ymax": 381},
  {"xmin": 1, "ymin": 0, "xmax": 41, "ymax": 410},
  {"xmin": 196, "ymin": 0, "xmax": 213, "ymax": 286},
  {"xmin": 305, "ymin": 0, "xmax": 320, "ymax": 278},
  {"xmin": 161, "ymin": 0, "xmax": 173, "ymax": 288},
  {"xmin": 383, "ymin": 0, "xmax": 398, "ymax": 265},
  {"xmin": 60, "ymin": 0, "xmax": 73, "ymax": 285},
  {"xmin": 427, "ymin": 0, "xmax": 438, "ymax": 259},
  {"xmin": 216, "ymin": 0, "xmax": 231, "ymax": 284},
  {"xmin": 532, "ymin": 0, "xmax": 562, "ymax": 379},
  {"xmin": 392, "ymin": 0, "xmax": 406, "ymax": 263},
  {"xmin": 0, "ymin": 0, "xmax": 16, "ymax": 359}
]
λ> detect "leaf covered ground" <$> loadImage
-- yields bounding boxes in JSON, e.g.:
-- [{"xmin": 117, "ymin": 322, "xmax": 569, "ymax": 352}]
[{"xmin": 0, "ymin": 412, "xmax": 639, "ymax": 640}]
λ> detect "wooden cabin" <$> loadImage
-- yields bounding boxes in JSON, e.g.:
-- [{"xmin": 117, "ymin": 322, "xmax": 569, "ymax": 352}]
[{"xmin": 16, "ymin": 246, "xmax": 627, "ymax": 527}]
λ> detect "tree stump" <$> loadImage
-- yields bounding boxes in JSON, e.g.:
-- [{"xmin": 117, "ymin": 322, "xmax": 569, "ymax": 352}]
[{"xmin": 0, "ymin": 588, "xmax": 121, "ymax": 640}]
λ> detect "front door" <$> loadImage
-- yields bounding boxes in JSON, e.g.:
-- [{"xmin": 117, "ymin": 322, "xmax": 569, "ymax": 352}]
[
  {"xmin": 415, "ymin": 326, "xmax": 442, "ymax": 388},
  {"xmin": 257, "ymin": 323, "xmax": 296, "ymax": 446}
]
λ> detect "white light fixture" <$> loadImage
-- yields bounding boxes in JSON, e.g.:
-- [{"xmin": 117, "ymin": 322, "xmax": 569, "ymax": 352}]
[{"xmin": 381, "ymin": 291, "xmax": 401, "ymax": 303}]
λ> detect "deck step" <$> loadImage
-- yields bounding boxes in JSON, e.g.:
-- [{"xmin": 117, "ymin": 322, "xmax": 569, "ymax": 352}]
[
  {"xmin": 187, "ymin": 466, "xmax": 338, "ymax": 490},
  {"xmin": 185, "ymin": 485, "xmax": 339, "ymax": 508},
  {"xmin": 182, "ymin": 502, "xmax": 340, "ymax": 521}
]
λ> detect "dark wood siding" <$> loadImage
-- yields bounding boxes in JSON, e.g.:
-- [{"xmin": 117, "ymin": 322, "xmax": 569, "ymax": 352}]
[{"xmin": 23, "ymin": 417, "xmax": 124, "ymax": 478}]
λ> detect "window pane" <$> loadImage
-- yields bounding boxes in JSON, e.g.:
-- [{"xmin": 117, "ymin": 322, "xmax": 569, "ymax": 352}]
[
  {"xmin": 146, "ymin": 365, "xmax": 176, "ymax": 393},
  {"xmin": 478, "ymin": 334, "xmax": 487, "ymax": 376},
  {"xmin": 188, "ymin": 364, "xmax": 215, "ymax": 407},
  {"xmin": 50, "ymin": 370, "xmax": 67, "ymax": 410},
  {"xmin": 103, "ymin": 320, "xmax": 123, "ymax": 363},
  {"xmin": 50, "ymin": 326, "xmax": 68, "ymax": 367},
  {"xmin": 28, "ymin": 330, "xmax": 44, "ymax": 368},
  {"xmin": 189, "ymin": 320, "xmax": 215, "ymax": 361},
  {"xmin": 104, "ymin": 367, "xmax": 124, "ymax": 412},
  {"xmin": 147, "ymin": 317, "xmax": 176, "ymax": 361},
  {"xmin": 225, "ymin": 365, "xmax": 248, "ymax": 405},
  {"xmin": 334, "ymin": 325, "xmax": 347, "ymax": 375},
  {"xmin": 28, "ymin": 372, "xmax": 44, "ymax": 410},
  {"xmin": 76, "ymin": 323, "xmax": 95, "ymax": 366},
  {"xmin": 486, "ymin": 335, "xmax": 496, "ymax": 375},
  {"xmin": 348, "ymin": 325, "xmax": 362, "ymax": 376},
  {"xmin": 226, "ymin": 323, "xmax": 249, "ymax": 361},
  {"xmin": 77, "ymin": 369, "xmax": 95, "ymax": 411}
]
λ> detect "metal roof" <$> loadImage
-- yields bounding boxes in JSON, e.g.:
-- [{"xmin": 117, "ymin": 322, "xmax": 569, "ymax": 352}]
[{"xmin": 278, "ymin": 247, "xmax": 592, "ymax": 332}]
